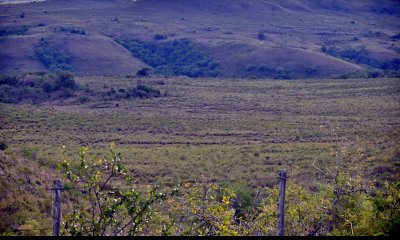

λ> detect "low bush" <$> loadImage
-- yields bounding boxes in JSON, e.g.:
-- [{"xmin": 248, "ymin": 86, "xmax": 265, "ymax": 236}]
[
  {"xmin": 153, "ymin": 34, "xmax": 167, "ymax": 40},
  {"xmin": 57, "ymin": 26, "xmax": 86, "ymax": 35},
  {"xmin": 0, "ymin": 141, "xmax": 7, "ymax": 151},
  {"xmin": 257, "ymin": 33, "xmax": 266, "ymax": 41},
  {"xmin": 0, "ymin": 26, "xmax": 29, "ymax": 37},
  {"xmin": 103, "ymin": 84, "xmax": 161, "ymax": 100},
  {"xmin": 136, "ymin": 67, "xmax": 152, "ymax": 77},
  {"xmin": 0, "ymin": 72, "xmax": 77, "ymax": 103}
]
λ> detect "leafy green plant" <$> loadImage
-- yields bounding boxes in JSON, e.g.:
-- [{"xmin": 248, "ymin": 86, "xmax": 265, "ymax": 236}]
[
  {"xmin": 59, "ymin": 143, "xmax": 177, "ymax": 236},
  {"xmin": 370, "ymin": 181, "xmax": 400, "ymax": 236},
  {"xmin": 163, "ymin": 182, "xmax": 241, "ymax": 236}
]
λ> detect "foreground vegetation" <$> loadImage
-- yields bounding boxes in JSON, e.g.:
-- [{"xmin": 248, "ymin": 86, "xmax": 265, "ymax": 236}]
[
  {"xmin": 0, "ymin": 76, "xmax": 399, "ymax": 235},
  {"xmin": 62, "ymin": 145, "xmax": 398, "ymax": 236},
  {"xmin": 1, "ymin": 144, "xmax": 398, "ymax": 236}
]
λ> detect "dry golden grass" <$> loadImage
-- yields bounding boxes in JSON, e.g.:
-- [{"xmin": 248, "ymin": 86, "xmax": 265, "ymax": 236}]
[{"xmin": 1, "ymin": 76, "xmax": 399, "ymax": 187}]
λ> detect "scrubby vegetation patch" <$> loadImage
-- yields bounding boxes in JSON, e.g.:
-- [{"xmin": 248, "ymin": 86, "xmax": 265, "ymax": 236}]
[
  {"xmin": 0, "ymin": 72, "xmax": 77, "ymax": 103},
  {"xmin": 35, "ymin": 39, "xmax": 73, "ymax": 72},
  {"xmin": 103, "ymin": 84, "xmax": 161, "ymax": 100},
  {"xmin": 0, "ymin": 26, "xmax": 29, "ymax": 37},
  {"xmin": 115, "ymin": 38, "xmax": 220, "ymax": 78},
  {"xmin": 56, "ymin": 26, "xmax": 86, "ymax": 35},
  {"xmin": 322, "ymin": 45, "xmax": 400, "ymax": 77}
]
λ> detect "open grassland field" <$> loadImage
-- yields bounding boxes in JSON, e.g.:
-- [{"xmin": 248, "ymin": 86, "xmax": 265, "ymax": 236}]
[{"xmin": 1, "ymin": 77, "xmax": 399, "ymax": 188}]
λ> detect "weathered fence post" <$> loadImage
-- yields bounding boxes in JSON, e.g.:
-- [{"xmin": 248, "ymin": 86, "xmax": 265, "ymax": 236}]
[
  {"xmin": 276, "ymin": 170, "xmax": 287, "ymax": 236},
  {"xmin": 52, "ymin": 180, "xmax": 64, "ymax": 236}
]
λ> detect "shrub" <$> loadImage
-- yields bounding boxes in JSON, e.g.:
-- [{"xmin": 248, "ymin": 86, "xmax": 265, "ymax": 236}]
[
  {"xmin": 368, "ymin": 70, "xmax": 382, "ymax": 78},
  {"xmin": 103, "ymin": 84, "xmax": 161, "ymax": 100},
  {"xmin": 0, "ymin": 26, "xmax": 29, "ymax": 37},
  {"xmin": 116, "ymin": 38, "xmax": 220, "ymax": 78},
  {"xmin": 57, "ymin": 27, "xmax": 86, "ymax": 35},
  {"xmin": 257, "ymin": 33, "xmax": 266, "ymax": 41},
  {"xmin": 163, "ymin": 182, "xmax": 241, "ymax": 236},
  {"xmin": 127, "ymin": 84, "xmax": 161, "ymax": 99},
  {"xmin": 35, "ymin": 39, "xmax": 73, "ymax": 72},
  {"xmin": 275, "ymin": 67, "xmax": 291, "ymax": 79},
  {"xmin": 391, "ymin": 33, "xmax": 400, "ymax": 40},
  {"xmin": 60, "ymin": 144, "xmax": 177, "ymax": 236},
  {"xmin": 56, "ymin": 72, "xmax": 77, "ymax": 90},
  {"xmin": 0, "ymin": 72, "xmax": 78, "ymax": 103},
  {"xmin": 136, "ymin": 67, "xmax": 152, "ymax": 77},
  {"xmin": 305, "ymin": 66, "xmax": 318, "ymax": 75},
  {"xmin": 321, "ymin": 45, "xmax": 400, "ymax": 72},
  {"xmin": 0, "ymin": 75, "xmax": 18, "ymax": 86},
  {"xmin": 380, "ymin": 58, "xmax": 400, "ymax": 70},
  {"xmin": 0, "ymin": 141, "xmax": 7, "ymax": 151},
  {"xmin": 153, "ymin": 34, "xmax": 167, "ymax": 41}
]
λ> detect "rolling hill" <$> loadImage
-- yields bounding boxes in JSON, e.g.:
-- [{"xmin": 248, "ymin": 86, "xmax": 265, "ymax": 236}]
[{"xmin": 0, "ymin": 0, "xmax": 399, "ymax": 78}]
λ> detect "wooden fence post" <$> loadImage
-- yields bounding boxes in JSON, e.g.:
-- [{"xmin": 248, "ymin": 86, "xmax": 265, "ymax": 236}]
[
  {"xmin": 52, "ymin": 180, "xmax": 64, "ymax": 236},
  {"xmin": 276, "ymin": 170, "xmax": 287, "ymax": 236}
]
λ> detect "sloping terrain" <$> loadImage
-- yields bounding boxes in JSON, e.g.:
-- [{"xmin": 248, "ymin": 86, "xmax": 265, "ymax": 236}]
[
  {"xmin": 210, "ymin": 43, "xmax": 364, "ymax": 78},
  {"xmin": 44, "ymin": 34, "xmax": 149, "ymax": 76},
  {"xmin": 0, "ymin": 151, "xmax": 58, "ymax": 235},
  {"xmin": 0, "ymin": 0, "xmax": 399, "ymax": 77},
  {"xmin": 0, "ymin": 32, "xmax": 149, "ymax": 76}
]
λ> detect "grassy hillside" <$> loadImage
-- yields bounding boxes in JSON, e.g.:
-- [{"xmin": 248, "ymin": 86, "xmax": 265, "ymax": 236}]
[
  {"xmin": 0, "ymin": 0, "xmax": 399, "ymax": 78},
  {"xmin": 0, "ymin": 151, "xmax": 59, "ymax": 235},
  {"xmin": 1, "ymin": 76, "xmax": 399, "ymax": 187}
]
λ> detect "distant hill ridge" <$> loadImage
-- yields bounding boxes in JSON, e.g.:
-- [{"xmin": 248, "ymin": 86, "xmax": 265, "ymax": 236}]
[{"xmin": 0, "ymin": 0, "xmax": 399, "ymax": 78}]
